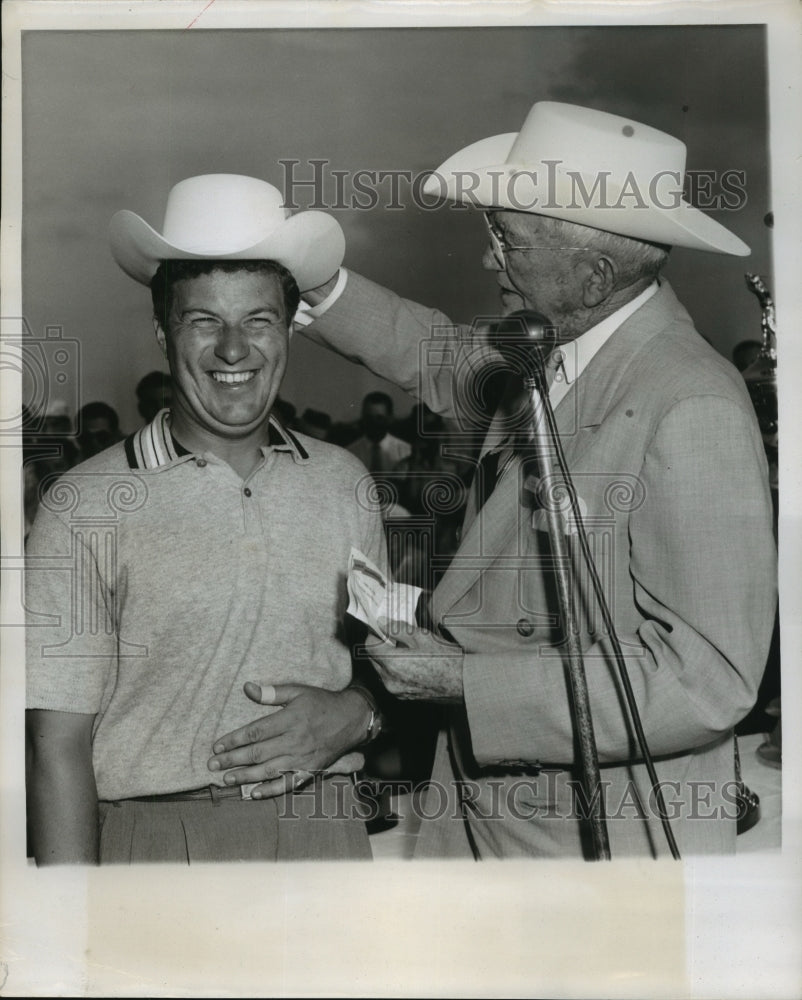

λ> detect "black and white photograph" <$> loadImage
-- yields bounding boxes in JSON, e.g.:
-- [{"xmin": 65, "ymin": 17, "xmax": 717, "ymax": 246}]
[{"xmin": 1, "ymin": 0, "xmax": 800, "ymax": 996}]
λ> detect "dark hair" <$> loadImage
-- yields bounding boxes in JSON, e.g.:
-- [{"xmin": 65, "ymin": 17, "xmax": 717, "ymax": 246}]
[
  {"xmin": 78, "ymin": 401, "xmax": 120, "ymax": 430},
  {"xmin": 272, "ymin": 397, "xmax": 297, "ymax": 424},
  {"xmin": 732, "ymin": 339, "xmax": 762, "ymax": 373},
  {"xmin": 136, "ymin": 370, "xmax": 172, "ymax": 397},
  {"xmin": 301, "ymin": 408, "xmax": 332, "ymax": 430},
  {"xmin": 150, "ymin": 259, "xmax": 301, "ymax": 331},
  {"xmin": 363, "ymin": 391, "xmax": 394, "ymax": 414}
]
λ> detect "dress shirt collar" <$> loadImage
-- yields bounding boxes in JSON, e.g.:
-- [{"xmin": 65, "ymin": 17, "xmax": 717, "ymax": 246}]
[
  {"xmin": 549, "ymin": 280, "xmax": 658, "ymax": 408},
  {"xmin": 483, "ymin": 280, "xmax": 659, "ymax": 453}
]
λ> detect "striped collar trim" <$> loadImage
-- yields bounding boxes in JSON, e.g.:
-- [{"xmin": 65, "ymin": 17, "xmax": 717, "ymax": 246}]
[{"xmin": 124, "ymin": 409, "xmax": 309, "ymax": 470}]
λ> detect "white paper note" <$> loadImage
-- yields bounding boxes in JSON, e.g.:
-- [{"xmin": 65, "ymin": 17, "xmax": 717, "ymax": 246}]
[{"xmin": 346, "ymin": 547, "xmax": 422, "ymax": 642}]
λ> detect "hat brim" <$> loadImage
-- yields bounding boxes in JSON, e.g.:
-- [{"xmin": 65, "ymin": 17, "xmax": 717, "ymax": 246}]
[
  {"xmin": 109, "ymin": 209, "xmax": 345, "ymax": 292},
  {"xmin": 424, "ymin": 133, "xmax": 750, "ymax": 257}
]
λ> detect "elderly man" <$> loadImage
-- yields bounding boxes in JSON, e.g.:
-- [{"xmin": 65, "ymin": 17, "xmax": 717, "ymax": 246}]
[
  {"xmin": 217, "ymin": 103, "xmax": 776, "ymax": 859},
  {"xmin": 25, "ymin": 174, "xmax": 386, "ymax": 864}
]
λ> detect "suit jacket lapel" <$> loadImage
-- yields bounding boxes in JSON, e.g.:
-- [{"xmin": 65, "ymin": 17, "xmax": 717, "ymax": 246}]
[
  {"xmin": 431, "ymin": 454, "xmax": 523, "ymax": 619},
  {"xmin": 552, "ymin": 280, "xmax": 688, "ymax": 466},
  {"xmin": 432, "ymin": 280, "xmax": 688, "ymax": 619}
]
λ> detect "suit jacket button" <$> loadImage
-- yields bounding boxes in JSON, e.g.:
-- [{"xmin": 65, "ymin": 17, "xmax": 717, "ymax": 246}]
[{"xmin": 516, "ymin": 618, "xmax": 535, "ymax": 637}]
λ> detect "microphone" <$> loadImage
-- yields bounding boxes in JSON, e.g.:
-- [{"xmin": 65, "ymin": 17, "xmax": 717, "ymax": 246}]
[{"xmin": 487, "ymin": 309, "xmax": 556, "ymax": 382}]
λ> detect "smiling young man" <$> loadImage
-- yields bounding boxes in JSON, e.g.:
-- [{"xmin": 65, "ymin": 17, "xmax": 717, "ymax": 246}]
[
  {"xmin": 25, "ymin": 175, "xmax": 386, "ymax": 864},
  {"xmin": 151, "ymin": 262, "xmax": 292, "ymax": 477}
]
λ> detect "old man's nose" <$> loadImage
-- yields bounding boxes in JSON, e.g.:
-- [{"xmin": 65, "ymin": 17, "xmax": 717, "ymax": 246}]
[{"xmin": 482, "ymin": 244, "xmax": 503, "ymax": 271}]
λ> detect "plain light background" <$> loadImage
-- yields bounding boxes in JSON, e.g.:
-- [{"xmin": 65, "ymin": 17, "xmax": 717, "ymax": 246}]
[{"xmin": 21, "ymin": 24, "xmax": 772, "ymax": 432}]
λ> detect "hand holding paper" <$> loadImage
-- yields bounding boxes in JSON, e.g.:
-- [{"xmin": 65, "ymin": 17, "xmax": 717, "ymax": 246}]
[
  {"xmin": 346, "ymin": 547, "xmax": 421, "ymax": 643},
  {"xmin": 347, "ymin": 547, "xmax": 464, "ymax": 702}
]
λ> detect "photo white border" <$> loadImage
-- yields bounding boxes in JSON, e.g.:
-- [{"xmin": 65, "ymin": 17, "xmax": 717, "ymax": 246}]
[{"xmin": 1, "ymin": 2, "xmax": 800, "ymax": 997}]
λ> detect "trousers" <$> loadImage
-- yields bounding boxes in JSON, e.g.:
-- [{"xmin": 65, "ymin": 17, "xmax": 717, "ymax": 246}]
[{"xmin": 98, "ymin": 775, "xmax": 372, "ymax": 863}]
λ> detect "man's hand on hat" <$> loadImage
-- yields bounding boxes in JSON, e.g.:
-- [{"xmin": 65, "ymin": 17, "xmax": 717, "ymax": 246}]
[
  {"xmin": 301, "ymin": 272, "xmax": 340, "ymax": 308},
  {"xmin": 207, "ymin": 682, "xmax": 371, "ymax": 799},
  {"xmin": 366, "ymin": 619, "xmax": 464, "ymax": 702}
]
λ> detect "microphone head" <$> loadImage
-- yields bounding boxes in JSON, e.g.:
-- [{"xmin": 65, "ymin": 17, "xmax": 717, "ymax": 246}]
[{"xmin": 488, "ymin": 309, "xmax": 556, "ymax": 379}]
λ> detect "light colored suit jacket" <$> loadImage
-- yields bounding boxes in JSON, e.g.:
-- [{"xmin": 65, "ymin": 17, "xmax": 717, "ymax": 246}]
[{"xmin": 306, "ymin": 273, "xmax": 777, "ymax": 858}]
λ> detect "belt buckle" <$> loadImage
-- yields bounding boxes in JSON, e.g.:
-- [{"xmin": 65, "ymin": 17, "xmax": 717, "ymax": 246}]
[{"xmin": 209, "ymin": 782, "xmax": 257, "ymax": 804}]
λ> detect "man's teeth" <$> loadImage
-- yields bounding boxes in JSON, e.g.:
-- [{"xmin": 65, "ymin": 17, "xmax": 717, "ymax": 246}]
[{"xmin": 211, "ymin": 371, "xmax": 256, "ymax": 384}]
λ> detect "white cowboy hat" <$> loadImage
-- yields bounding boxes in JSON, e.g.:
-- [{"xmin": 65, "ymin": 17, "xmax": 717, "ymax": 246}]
[
  {"xmin": 423, "ymin": 101, "xmax": 749, "ymax": 256},
  {"xmin": 109, "ymin": 174, "xmax": 345, "ymax": 291}
]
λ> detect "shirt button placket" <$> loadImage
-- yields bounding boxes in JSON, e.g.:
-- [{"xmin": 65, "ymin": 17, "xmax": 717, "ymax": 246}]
[{"xmin": 240, "ymin": 483, "xmax": 261, "ymax": 533}]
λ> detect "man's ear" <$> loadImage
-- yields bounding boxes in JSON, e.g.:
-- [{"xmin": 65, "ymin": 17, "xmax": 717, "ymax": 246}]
[
  {"xmin": 153, "ymin": 317, "xmax": 168, "ymax": 357},
  {"xmin": 582, "ymin": 255, "xmax": 616, "ymax": 308}
]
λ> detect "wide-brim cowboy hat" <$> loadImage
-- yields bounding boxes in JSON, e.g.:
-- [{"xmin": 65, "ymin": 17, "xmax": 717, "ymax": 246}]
[
  {"xmin": 109, "ymin": 174, "xmax": 345, "ymax": 291},
  {"xmin": 422, "ymin": 102, "xmax": 749, "ymax": 256}
]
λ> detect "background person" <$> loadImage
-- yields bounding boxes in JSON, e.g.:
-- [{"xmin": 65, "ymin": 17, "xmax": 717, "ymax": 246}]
[
  {"xmin": 134, "ymin": 370, "xmax": 173, "ymax": 424},
  {"xmin": 76, "ymin": 400, "xmax": 124, "ymax": 461},
  {"xmin": 732, "ymin": 339, "xmax": 762, "ymax": 373},
  {"xmin": 347, "ymin": 391, "xmax": 411, "ymax": 474},
  {"xmin": 296, "ymin": 407, "xmax": 333, "ymax": 441}
]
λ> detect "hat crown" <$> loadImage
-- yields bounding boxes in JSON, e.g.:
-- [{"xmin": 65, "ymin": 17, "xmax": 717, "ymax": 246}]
[
  {"xmin": 509, "ymin": 102, "xmax": 687, "ymax": 183},
  {"xmin": 423, "ymin": 100, "xmax": 749, "ymax": 256},
  {"xmin": 161, "ymin": 174, "xmax": 289, "ymax": 255}
]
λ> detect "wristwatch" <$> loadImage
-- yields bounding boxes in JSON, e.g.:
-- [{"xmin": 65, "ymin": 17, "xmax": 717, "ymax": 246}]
[{"xmin": 349, "ymin": 685, "xmax": 383, "ymax": 746}]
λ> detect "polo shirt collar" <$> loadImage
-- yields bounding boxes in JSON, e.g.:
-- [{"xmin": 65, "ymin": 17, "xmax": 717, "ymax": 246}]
[{"xmin": 124, "ymin": 409, "xmax": 309, "ymax": 470}]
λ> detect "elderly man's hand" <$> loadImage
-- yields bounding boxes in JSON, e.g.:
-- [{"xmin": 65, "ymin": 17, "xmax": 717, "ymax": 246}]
[
  {"xmin": 366, "ymin": 619, "xmax": 464, "ymax": 702},
  {"xmin": 301, "ymin": 273, "xmax": 340, "ymax": 307},
  {"xmin": 207, "ymin": 683, "xmax": 371, "ymax": 799}
]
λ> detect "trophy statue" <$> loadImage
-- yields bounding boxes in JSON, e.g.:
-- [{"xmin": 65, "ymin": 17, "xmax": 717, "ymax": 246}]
[
  {"xmin": 742, "ymin": 273, "xmax": 781, "ymax": 782},
  {"xmin": 743, "ymin": 273, "xmax": 778, "ymax": 489}
]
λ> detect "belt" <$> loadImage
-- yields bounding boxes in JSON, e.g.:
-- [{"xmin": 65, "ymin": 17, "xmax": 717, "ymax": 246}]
[{"xmin": 110, "ymin": 783, "xmax": 261, "ymax": 804}]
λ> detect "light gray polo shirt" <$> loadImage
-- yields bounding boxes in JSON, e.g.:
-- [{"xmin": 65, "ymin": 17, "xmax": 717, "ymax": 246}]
[{"xmin": 26, "ymin": 410, "xmax": 385, "ymax": 800}]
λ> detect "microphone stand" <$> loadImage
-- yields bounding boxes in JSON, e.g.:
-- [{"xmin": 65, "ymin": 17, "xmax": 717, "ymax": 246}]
[
  {"xmin": 495, "ymin": 310, "xmax": 681, "ymax": 861},
  {"xmin": 524, "ymin": 351, "xmax": 611, "ymax": 861}
]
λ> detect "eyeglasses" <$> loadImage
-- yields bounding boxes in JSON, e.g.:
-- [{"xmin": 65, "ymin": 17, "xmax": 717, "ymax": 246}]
[{"xmin": 483, "ymin": 213, "xmax": 589, "ymax": 261}]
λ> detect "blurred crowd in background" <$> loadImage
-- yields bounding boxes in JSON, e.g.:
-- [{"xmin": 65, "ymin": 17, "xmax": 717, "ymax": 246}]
[
  {"xmin": 22, "ymin": 338, "xmax": 766, "ymax": 558},
  {"xmin": 22, "ymin": 371, "xmax": 173, "ymax": 539},
  {"xmin": 21, "ymin": 371, "xmax": 476, "ymax": 805},
  {"xmin": 22, "ymin": 374, "xmax": 472, "ymax": 589},
  {"xmin": 19, "ymin": 335, "xmax": 777, "ymax": 811}
]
